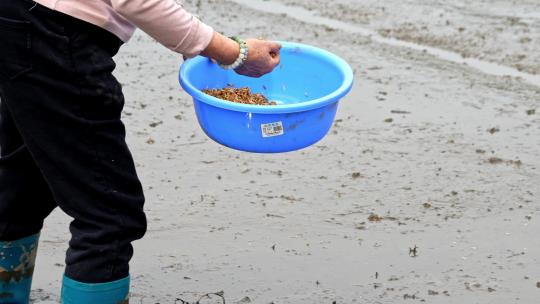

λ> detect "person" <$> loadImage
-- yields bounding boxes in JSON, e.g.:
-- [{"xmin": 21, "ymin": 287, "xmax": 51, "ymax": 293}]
[{"xmin": 0, "ymin": 0, "xmax": 281, "ymax": 303}]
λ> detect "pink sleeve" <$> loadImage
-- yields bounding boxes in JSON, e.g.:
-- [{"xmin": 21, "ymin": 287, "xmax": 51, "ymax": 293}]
[{"xmin": 111, "ymin": 0, "xmax": 214, "ymax": 58}]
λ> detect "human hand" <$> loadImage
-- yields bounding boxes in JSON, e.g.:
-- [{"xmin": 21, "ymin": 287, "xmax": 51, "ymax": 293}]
[{"xmin": 234, "ymin": 39, "xmax": 281, "ymax": 78}]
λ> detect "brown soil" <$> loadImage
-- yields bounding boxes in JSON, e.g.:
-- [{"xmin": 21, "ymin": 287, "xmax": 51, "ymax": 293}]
[{"xmin": 202, "ymin": 87, "xmax": 277, "ymax": 106}]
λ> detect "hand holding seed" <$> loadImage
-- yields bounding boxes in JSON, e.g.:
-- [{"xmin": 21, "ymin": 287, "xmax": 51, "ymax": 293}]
[{"xmin": 235, "ymin": 39, "xmax": 281, "ymax": 78}]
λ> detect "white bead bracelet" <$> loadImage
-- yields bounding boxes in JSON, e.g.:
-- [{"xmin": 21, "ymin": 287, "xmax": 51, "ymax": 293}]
[{"xmin": 219, "ymin": 37, "xmax": 249, "ymax": 70}]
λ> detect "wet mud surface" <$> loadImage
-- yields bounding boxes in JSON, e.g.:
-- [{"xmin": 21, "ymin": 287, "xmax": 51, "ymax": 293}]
[{"xmin": 31, "ymin": 0, "xmax": 539, "ymax": 303}]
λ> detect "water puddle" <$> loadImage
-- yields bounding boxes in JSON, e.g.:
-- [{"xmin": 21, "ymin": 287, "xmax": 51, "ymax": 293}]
[{"xmin": 230, "ymin": 0, "xmax": 540, "ymax": 88}]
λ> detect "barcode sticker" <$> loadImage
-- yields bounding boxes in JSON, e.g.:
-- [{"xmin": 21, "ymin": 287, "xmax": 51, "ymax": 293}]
[{"xmin": 261, "ymin": 121, "xmax": 284, "ymax": 138}]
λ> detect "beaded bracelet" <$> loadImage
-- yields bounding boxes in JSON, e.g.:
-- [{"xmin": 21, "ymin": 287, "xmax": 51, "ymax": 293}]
[{"xmin": 219, "ymin": 37, "xmax": 249, "ymax": 70}]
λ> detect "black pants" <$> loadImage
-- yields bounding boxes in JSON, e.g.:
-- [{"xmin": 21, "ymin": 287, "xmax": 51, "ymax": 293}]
[{"xmin": 0, "ymin": 1, "xmax": 147, "ymax": 283}]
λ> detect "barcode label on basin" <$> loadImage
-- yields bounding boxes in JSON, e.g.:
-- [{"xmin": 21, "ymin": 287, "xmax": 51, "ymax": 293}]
[{"xmin": 261, "ymin": 121, "xmax": 284, "ymax": 138}]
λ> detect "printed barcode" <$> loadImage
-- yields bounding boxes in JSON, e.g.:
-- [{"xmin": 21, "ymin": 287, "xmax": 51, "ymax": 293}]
[{"xmin": 261, "ymin": 121, "xmax": 284, "ymax": 138}]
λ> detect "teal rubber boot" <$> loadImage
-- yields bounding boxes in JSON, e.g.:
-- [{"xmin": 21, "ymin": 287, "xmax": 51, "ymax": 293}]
[
  {"xmin": 0, "ymin": 233, "xmax": 40, "ymax": 304},
  {"xmin": 61, "ymin": 275, "xmax": 129, "ymax": 304}
]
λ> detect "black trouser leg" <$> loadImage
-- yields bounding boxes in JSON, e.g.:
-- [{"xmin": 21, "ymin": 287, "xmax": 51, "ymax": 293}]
[{"xmin": 0, "ymin": 0, "xmax": 147, "ymax": 283}]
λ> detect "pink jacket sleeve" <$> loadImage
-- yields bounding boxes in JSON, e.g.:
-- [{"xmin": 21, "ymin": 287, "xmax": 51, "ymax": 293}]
[{"xmin": 111, "ymin": 0, "xmax": 214, "ymax": 58}]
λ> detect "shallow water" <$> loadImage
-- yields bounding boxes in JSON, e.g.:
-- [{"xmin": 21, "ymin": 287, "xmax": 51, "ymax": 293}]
[{"xmin": 232, "ymin": 0, "xmax": 540, "ymax": 88}]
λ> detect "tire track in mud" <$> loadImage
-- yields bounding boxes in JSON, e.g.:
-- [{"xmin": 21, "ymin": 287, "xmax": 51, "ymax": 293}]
[{"xmin": 229, "ymin": 0, "xmax": 540, "ymax": 88}]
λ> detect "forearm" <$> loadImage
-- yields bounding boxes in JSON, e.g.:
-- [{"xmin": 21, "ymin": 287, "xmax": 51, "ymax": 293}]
[
  {"xmin": 200, "ymin": 32, "xmax": 240, "ymax": 65},
  {"xmin": 111, "ymin": 0, "xmax": 280, "ymax": 77},
  {"xmin": 111, "ymin": 0, "xmax": 214, "ymax": 57}
]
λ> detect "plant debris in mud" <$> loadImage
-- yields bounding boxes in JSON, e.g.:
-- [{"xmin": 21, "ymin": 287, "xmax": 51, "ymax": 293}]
[
  {"xmin": 488, "ymin": 157, "xmax": 522, "ymax": 166},
  {"xmin": 175, "ymin": 291, "xmax": 227, "ymax": 304},
  {"xmin": 368, "ymin": 214, "xmax": 384, "ymax": 222},
  {"xmin": 409, "ymin": 245, "xmax": 419, "ymax": 257},
  {"xmin": 203, "ymin": 87, "xmax": 277, "ymax": 106},
  {"xmin": 487, "ymin": 127, "xmax": 500, "ymax": 134},
  {"xmin": 351, "ymin": 172, "xmax": 363, "ymax": 179}
]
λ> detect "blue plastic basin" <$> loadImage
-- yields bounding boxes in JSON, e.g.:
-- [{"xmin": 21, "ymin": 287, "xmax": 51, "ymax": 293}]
[{"xmin": 179, "ymin": 41, "xmax": 354, "ymax": 153}]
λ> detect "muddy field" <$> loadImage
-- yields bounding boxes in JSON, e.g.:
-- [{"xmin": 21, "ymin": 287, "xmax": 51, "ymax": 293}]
[{"xmin": 31, "ymin": 0, "xmax": 539, "ymax": 303}]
